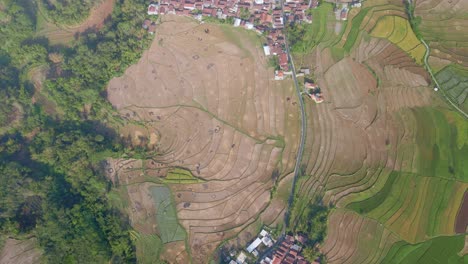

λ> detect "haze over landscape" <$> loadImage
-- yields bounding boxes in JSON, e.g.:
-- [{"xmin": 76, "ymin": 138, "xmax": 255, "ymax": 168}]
[{"xmin": 0, "ymin": 0, "xmax": 467, "ymax": 263}]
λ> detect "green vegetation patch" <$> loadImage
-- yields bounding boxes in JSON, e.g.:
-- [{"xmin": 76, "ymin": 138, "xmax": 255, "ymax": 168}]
[
  {"xmin": 150, "ymin": 186, "xmax": 186, "ymax": 243},
  {"xmin": 163, "ymin": 168, "xmax": 204, "ymax": 184},
  {"xmin": 347, "ymin": 171, "xmax": 399, "ymax": 214},
  {"xmin": 435, "ymin": 65, "xmax": 468, "ymax": 113},
  {"xmin": 411, "ymin": 107, "xmax": 467, "ymax": 182},
  {"xmin": 135, "ymin": 233, "xmax": 164, "ymax": 264},
  {"xmin": 382, "ymin": 235, "xmax": 467, "ymax": 264},
  {"xmin": 343, "ymin": 7, "xmax": 370, "ymax": 53},
  {"xmin": 288, "ymin": 3, "xmax": 334, "ymax": 53}
]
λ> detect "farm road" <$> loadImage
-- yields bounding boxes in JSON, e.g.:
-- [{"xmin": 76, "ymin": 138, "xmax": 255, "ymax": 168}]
[
  {"xmin": 282, "ymin": 4, "xmax": 307, "ymax": 229},
  {"xmin": 420, "ymin": 39, "xmax": 468, "ymax": 119}
]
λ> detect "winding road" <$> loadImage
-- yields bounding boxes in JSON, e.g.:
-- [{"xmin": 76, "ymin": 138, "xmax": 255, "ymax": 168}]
[{"xmin": 281, "ymin": 7, "xmax": 307, "ymax": 229}]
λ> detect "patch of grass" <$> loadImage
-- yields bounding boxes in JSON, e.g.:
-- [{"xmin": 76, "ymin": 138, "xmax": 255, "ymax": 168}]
[
  {"xmin": 150, "ymin": 186, "xmax": 187, "ymax": 243},
  {"xmin": 289, "ymin": 3, "xmax": 334, "ymax": 54},
  {"xmin": 163, "ymin": 167, "xmax": 204, "ymax": 184},
  {"xmin": 347, "ymin": 171, "xmax": 399, "ymax": 214},
  {"xmin": 135, "ymin": 234, "xmax": 164, "ymax": 264},
  {"xmin": 343, "ymin": 7, "xmax": 371, "ymax": 53},
  {"xmin": 382, "ymin": 235, "xmax": 467, "ymax": 264},
  {"xmin": 435, "ymin": 64, "xmax": 468, "ymax": 113}
]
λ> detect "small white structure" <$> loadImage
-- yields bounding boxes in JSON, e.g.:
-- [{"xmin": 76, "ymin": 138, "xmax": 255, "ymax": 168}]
[
  {"xmin": 246, "ymin": 237, "xmax": 262, "ymax": 253},
  {"xmin": 237, "ymin": 252, "xmax": 247, "ymax": 264},
  {"xmin": 147, "ymin": 3, "xmax": 159, "ymax": 15},
  {"xmin": 262, "ymin": 236, "xmax": 273, "ymax": 247},
  {"xmin": 434, "ymin": 87, "xmax": 439, "ymax": 91},
  {"xmin": 233, "ymin": 18, "xmax": 242, "ymax": 27},
  {"xmin": 260, "ymin": 229, "xmax": 268, "ymax": 237},
  {"xmin": 263, "ymin": 45, "xmax": 271, "ymax": 56},
  {"xmin": 255, "ymin": 0, "xmax": 264, "ymax": 4},
  {"xmin": 252, "ymin": 249, "xmax": 259, "ymax": 257},
  {"xmin": 245, "ymin": 22, "xmax": 254, "ymax": 30}
]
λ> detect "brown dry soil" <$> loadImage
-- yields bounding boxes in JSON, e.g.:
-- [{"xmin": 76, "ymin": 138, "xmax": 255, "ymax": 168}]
[
  {"xmin": 0, "ymin": 238, "xmax": 41, "ymax": 264},
  {"xmin": 455, "ymin": 190, "xmax": 468, "ymax": 234},
  {"xmin": 106, "ymin": 15, "xmax": 300, "ymax": 263}
]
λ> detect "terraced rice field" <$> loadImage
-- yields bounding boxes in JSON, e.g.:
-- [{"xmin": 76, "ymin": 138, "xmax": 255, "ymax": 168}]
[
  {"xmin": 370, "ymin": 16, "xmax": 425, "ymax": 64},
  {"xmin": 415, "ymin": 0, "xmax": 468, "ymax": 68},
  {"xmin": 381, "ymin": 235, "xmax": 467, "ymax": 264},
  {"xmin": 106, "ymin": 15, "xmax": 300, "ymax": 263},
  {"xmin": 35, "ymin": 0, "xmax": 115, "ymax": 45},
  {"xmin": 292, "ymin": 1, "xmax": 468, "ymax": 261},
  {"xmin": 435, "ymin": 65, "xmax": 468, "ymax": 113}
]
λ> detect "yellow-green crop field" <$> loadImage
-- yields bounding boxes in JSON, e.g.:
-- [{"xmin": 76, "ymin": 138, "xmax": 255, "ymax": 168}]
[{"xmin": 370, "ymin": 16, "xmax": 426, "ymax": 64}]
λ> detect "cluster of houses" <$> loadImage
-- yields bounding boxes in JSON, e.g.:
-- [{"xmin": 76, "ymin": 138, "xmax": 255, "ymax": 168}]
[
  {"xmin": 227, "ymin": 229, "xmax": 315, "ymax": 264},
  {"xmin": 305, "ymin": 81, "xmax": 323, "ymax": 103},
  {"xmin": 145, "ymin": 0, "xmax": 321, "ymax": 77},
  {"xmin": 259, "ymin": 234, "xmax": 312, "ymax": 264}
]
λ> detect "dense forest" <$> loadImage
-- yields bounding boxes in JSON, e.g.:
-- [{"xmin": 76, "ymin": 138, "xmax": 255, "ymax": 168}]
[
  {"xmin": 39, "ymin": 0, "xmax": 98, "ymax": 25},
  {"xmin": 0, "ymin": 0, "xmax": 152, "ymax": 262}
]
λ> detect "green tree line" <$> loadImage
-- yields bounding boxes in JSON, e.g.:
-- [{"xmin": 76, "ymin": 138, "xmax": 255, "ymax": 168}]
[{"xmin": 0, "ymin": 0, "xmax": 153, "ymax": 262}]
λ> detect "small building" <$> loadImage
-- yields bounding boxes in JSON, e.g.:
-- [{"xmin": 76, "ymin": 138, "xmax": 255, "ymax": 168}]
[
  {"xmin": 233, "ymin": 18, "xmax": 242, "ymax": 27},
  {"xmin": 260, "ymin": 229, "xmax": 269, "ymax": 237},
  {"xmin": 262, "ymin": 236, "xmax": 274, "ymax": 247},
  {"xmin": 237, "ymin": 252, "xmax": 247, "ymax": 264},
  {"xmin": 246, "ymin": 237, "xmax": 262, "ymax": 253},
  {"xmin": 300, "ymin": 68, "xmax": 310, "ymax": 75},
  {"xmin": 245, "ymin": 22, "xmax": 254, "ymax": 30},
  {"xmin": 142, "ymin": 19, "xmax": 151, "ymax": 29},
  {"xmin": 252, "ymin": 249, "xmax": 259, "ymax": 257},
  {"xmin": 263, "ymin": 45, "xmax": 271, "ymax": 56},
  {"xmin": 275, "ymin": 70, "xmax": 284, "ymax": 80},
  {"xmin": 278, "ymin": 53, "xmax": 289, "ymax": 70},
  {"xmin": 148, "ymin": 3, "xmax": 159, "ymax": 15}
]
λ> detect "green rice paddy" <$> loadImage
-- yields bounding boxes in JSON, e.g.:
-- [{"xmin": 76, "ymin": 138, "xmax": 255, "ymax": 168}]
[{"xmin": 150, "ymin": 186, "xmax": 186, "ymax": 243}]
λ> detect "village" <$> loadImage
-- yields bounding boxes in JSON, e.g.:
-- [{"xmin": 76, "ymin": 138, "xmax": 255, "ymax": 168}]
[
  {"xmin": 144, "ymin": 0, "xmax": 332, "ymax": 104},
  {"xmin": 221, "ymin": 228, "xmax": 319, "ymax": 264}
]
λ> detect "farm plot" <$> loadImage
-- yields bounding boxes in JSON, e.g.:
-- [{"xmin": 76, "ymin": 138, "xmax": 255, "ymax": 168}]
[
  {"xmin": 293, "ymin": 15, "xmax": 468, "ymax": 262},
  {"xmin": 370, "ymin": 16, "xmax": 425, "ymax": 64},
  {"xmin": 35, "ymin": 0, "xmax": 115, "ymax": 45},
  {"xmin": 151, "ymin": 186, "xmax": 186, "ymax": 243},
  {"xmin": 0, "ymin": 238, "xmax": 42, "ymax": 264},
  {"xmin": 163, "ymin": 168, "xmax": 204, "ymax": 184},
  {"xmin": 435, "ymin": 65, "xmax": 468, "ymax": 113},
  {"xmin": 381, "ymin": 235, "xmax": 467, "ymax": 264},
  {"xmin": 415, "ymin": 0, "xmax": 468, "ymax": 68},
  {"xmin": 106, "ymin": 15, "xmax": 300, "ymax": 263},
  {"xmin": 321, "ymin": 209, "xmax": 400, "ymax": 264}
]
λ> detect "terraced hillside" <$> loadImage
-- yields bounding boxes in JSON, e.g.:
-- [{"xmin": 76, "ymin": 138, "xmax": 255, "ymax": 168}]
[
  {"xmin": 106, "ymin": 16, "xmax": 300, "ymax": 263},
  {"xmin": 291, "ymin": 0, "xmax": 468, "ymax": 262},
  {"xmin": 414, "ymin": 0, "xmax": 468, "ymax": 112}
]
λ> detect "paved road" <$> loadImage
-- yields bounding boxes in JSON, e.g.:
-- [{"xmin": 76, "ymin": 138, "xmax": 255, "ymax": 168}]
[{"xmin": 281, "ymin": 6, "xmax": 308, "ymax": 229}]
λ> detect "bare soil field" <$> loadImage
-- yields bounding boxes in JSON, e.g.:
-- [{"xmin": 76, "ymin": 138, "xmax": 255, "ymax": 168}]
[
  {"xmin": 0, "ymin": 238, "xmax": 42, "ymax": 264},
  {"xmin": 455, "ymin": 190, "xmax": 468, "ymax": 233},
  {"xmin": 321, "ymin": 209, "xmax": 399, "ymax": 264},
  {"xmin": 106, "ymin": 15, "xmax": 299, "ymax": 263},
  {"xmin": 36, "ymin": 0, "xmax": 115, "ymax": 44},
  {"xmin": 415, "ymin": 0, "xmax": 468, "ymax": 67}
]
